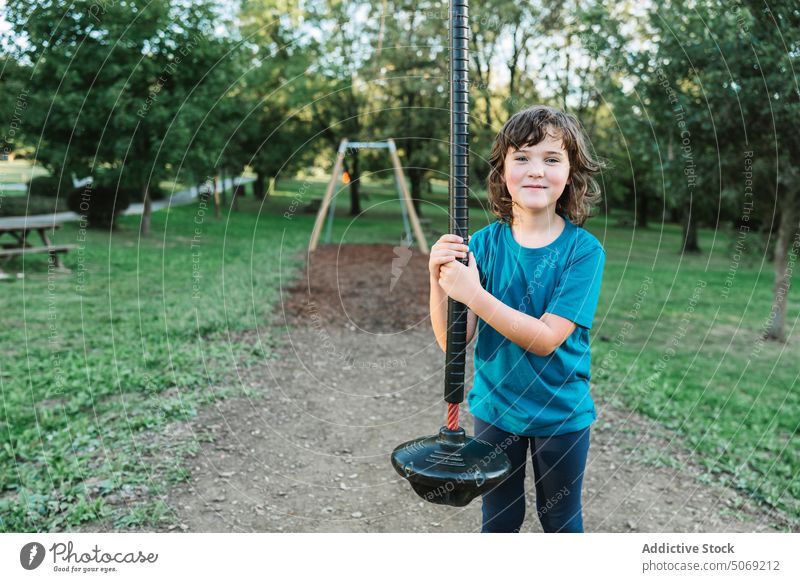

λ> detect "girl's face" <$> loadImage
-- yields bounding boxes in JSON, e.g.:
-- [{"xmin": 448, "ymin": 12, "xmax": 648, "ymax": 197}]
[{"xmin": 502, "ymin": 130, "xmax": 571, "ymax": 218}]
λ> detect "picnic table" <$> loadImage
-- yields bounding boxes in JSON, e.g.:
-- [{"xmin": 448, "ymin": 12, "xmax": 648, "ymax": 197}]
[{"xmin": 0, "ymin": 222, "xmax": 76, "ymax": 280}]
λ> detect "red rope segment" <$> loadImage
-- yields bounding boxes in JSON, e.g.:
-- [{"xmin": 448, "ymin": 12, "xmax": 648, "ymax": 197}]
[{"xmin": 447, "ymin": 402, "xmax": 459, "ymax": 430}]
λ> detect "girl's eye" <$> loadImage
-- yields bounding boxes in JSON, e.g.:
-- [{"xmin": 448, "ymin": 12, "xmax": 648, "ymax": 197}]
[{"xmin": 514, "ymin": 156, "xmax": 560, "ymax": 163}]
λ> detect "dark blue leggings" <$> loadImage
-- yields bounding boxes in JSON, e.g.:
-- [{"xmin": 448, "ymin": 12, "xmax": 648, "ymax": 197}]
[{"xmin": 474, "ymin": 417, "xmax": 590, "ymax": 533}]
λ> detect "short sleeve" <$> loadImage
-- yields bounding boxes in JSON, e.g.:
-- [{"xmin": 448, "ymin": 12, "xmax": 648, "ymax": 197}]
[
  {"xmin": 544, "ymin": 242, "xmax": 605, "ymax": 330},
  {"xmin": 469, "ymin": 227, "xmax": 490, "ymax": 289}
]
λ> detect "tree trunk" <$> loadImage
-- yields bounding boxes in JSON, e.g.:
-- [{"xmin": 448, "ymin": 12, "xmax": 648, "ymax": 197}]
[
  {"xmin": 562, "ymin": 31, "xmax": 572, "ymax": 110},
  {"xmin": 471, "ymin": 39, "xmax": 492, "ymax": 127},
  {"xmin": 253, "ymin": 172, "xmax": 266, "ymax": 199},
  {"xmin": 409, "ymin": 167, "xmax": 423, "ymax": 217},
  {"xmin": 212, "ymin": 176, "xmax": 221, "ymax": 219},
  {"xmin": 349, "ymin": 149, "xmax": 361, "ymax": 216},
  {"xmin": 764, "ymin": 204, "xmax": 800, "ymax": 341},
  {"xmin": 234, "ymin": 176, "xmax": 245, "ymax": 199},
  {"xmin": 139, "ymin": 183, "xmax": 151, "ymax": 236},
  {"xmin": 220, "ymin": 167, "xmax": 227, "ymax": 208},
  {"xmin": 681, "ymin": 203, "xmax": 700, "ymax": 253},
  {"xmin": 230, "ymin": 170, "xmax": 240, "ymax": 211},
  {"xmin": 638, "ymin": 187, "xmax": 649, "ymax": 228}
]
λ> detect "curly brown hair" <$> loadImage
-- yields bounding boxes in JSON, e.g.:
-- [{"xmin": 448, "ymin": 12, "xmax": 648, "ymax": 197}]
[{"xmin": 487, "ymin": 105, "xmax": 603, "ymax": 227}]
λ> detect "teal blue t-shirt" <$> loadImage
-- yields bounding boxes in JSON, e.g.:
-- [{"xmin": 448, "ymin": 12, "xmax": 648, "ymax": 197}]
[{"xmin": 467, "ymin": 214, "xmax": 606, "ymax": 437}]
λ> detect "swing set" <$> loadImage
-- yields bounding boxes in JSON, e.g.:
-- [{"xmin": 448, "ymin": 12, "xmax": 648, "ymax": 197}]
[{"xmin": 307, "ymin": 139, "xmax": 429, "ymax": 254}]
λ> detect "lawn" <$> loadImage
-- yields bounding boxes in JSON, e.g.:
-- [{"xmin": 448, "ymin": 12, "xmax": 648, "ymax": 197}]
[
  {"xmin": 0, "ymin": 178, "xmax": 797, "ymax": 531},
  {"xmin": 587, "ymin": 220, "xmax": 799, "ymax": 521},
  {"xmin": 1, "ymin": 195, "xmax": 314, "ymax": 530}
]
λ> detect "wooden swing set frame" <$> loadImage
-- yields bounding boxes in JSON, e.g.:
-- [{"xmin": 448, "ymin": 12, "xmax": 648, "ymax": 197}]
[{"xmin": 308, "ymin": 138, "xmax": 429, "ymax": 254}]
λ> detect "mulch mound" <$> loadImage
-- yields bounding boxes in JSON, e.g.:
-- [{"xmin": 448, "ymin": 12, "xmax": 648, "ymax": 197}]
[{"xmin": 284, "ymin": 244, "xmax": 432, "ymax": 333}]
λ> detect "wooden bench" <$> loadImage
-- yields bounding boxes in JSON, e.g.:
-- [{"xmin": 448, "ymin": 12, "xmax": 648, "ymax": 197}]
[
  {"xmin": 0, "ymin": 244, "xmax": 76, "ymax": 258},
  {"xmin": 0, "ymin": 222, "xmax": 75, "ymax": 280}
]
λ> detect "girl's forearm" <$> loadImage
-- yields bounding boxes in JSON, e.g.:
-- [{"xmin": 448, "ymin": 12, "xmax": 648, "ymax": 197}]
[
  {"xmin": 431, "ymin": 275, "xmax": 480, "ymax": 351},
  {"xmin": 429, "ymin": 275, "xmax": 449, "ymax": 351},
  {"xmin": 469, "ymin": 289, "xmax": 556, "ymax": 357}
]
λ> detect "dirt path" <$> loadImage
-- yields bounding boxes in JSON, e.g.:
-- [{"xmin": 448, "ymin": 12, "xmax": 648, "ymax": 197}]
[{"xmin": 124, "ymin": 245, "xmax": 794, "ymax": 533}]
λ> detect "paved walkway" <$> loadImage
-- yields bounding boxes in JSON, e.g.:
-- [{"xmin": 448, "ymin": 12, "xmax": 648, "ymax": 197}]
[{"xmin": 0, "ymin": 177, "xmax": 253, "ymax": 228}]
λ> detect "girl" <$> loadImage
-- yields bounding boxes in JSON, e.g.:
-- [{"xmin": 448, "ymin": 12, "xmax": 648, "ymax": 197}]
[{"xmin": 428, "ymin": 105, "xmax": 605, "ymax": 533}]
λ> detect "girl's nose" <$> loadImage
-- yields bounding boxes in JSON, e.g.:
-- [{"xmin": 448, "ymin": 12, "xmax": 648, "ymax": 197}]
[{"xmin": 527, "ymin": 164, "xmax": 545, "ymax": 177}]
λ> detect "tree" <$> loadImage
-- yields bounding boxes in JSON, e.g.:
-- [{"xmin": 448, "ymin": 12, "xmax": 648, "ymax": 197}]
[
  {"xmin": 595, "ymin": 0, "xmax": 799, "ymax": 339},
  {"xmin": 730, "ymin": 1, "xmax": 800, "ymax": 341},
  {"xmin": 4, "ymin": 0, "xmax": 244, "ymax": 232},
  {"xmin": 0, "ymin": 55, "xmax": 29, "ymax": 161},
  {"xmin": 655, "ymin": 0, "xmax": 799, "ymax": 338},
  {"xmin": 234, "ymin": 0, "xmax": 315, "ymax": 200},
  {"xmin": 303, "ymin": 0, "xmax": 382, "ymax": 216},
  {"xmin": 366, "ymin": 0, "xmax": 449, "ymax": 215}
]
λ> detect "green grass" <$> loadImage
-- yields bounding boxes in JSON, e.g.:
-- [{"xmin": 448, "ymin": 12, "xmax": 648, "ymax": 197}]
[
  {"xmin": 586, "ymin": 221, "xmax": 799, "ymax": 524},
  {"xmin": 0, "ymin": 196, "xmax": 315, "ymax": 531},
  {"xmin": 1, "ymin": 178, "xmax": 798, "ymax": 530}
]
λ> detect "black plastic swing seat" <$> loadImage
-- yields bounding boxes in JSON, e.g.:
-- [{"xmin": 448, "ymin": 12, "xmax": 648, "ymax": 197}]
[{"xmin": 390, "ymin": 426, "xmax": 513, "ymax": 507}]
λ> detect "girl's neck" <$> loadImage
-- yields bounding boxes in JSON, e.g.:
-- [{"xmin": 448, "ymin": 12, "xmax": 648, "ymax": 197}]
[{"xmin": 511, "ymin": 207, "xmax": 564, "ymax": 237}]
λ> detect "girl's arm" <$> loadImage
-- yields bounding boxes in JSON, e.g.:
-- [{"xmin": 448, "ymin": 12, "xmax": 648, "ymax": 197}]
[
  {"xmin": 429, "ymin": 234, "xmax": 477, "ymax": 352},
  {"xmin": 430, "ymin": 274, "xmax": 478, "ymax": 352},
  {"xmin": 437, "ymin": 251, "xmax": 575, "ymax": 357},
  {"xmin": 469, "ymin": 291, "xmax": 576, "ymax": 357}
]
